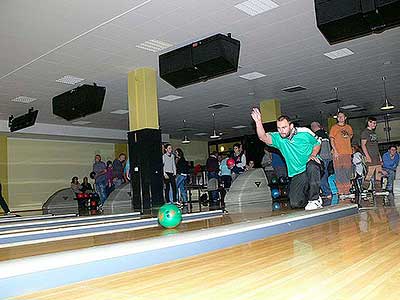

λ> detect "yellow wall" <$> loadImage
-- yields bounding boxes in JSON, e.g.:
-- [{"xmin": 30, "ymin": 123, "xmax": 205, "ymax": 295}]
[
  {"xmin": 0, "ymin": 136, "xmax": 9, "ymax": 211},
  {"xmin": 170, "ymin": 138, "xmax": 209, "ymax": 165},
  {"xmin": 7, "ymin": 138, "xmax": 115, "ymax": 211}
]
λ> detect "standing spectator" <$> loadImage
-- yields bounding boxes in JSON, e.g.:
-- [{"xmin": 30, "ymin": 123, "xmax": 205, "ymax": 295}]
[
  {"xmin": 124, "ymin": 158, "xmax": 130, "ymax": 182},
  {"xmin": 206, "ymin": 151, "xmax": 220, "ymax": 208},
  {"xmin": 92, "ymin": 154, "xmax": 107, "ymax": 205},
  {"xmin": 231, "ymin": 143, "xmax": 246, "ymax": 180},
  {"xmin": 105, "ymin": 160, "xmax": 114, "ymax": 197},
  {"xmin": 311, "ymin": 121, "xmax": 333, "ymax": 197},
  {"xmin": 80, "ymin": 176, "xmax": 93, "ymax": 193},
  {"xmin": 175, "ymin": 148, "xmax": 189, "ymax": 205},
  {"xmin": 112, "ymin": 153, "xmax": 126, "ymax": 187},
  {"xmin": 70, "ymin": 176, "xmax": 81, "ymax": 195},
  {"xmin": 352, "ymin": 144, "xmax": 366, "ymax": 194},
  {"xmin": 329, "ymin": 111, "xmax": 353, "ymax": 196},
  {"xmin": 0, "ymin": 182, "xmax": 11, "ymax": 214},
  {"xmin": 361, "ymin": 117, "xmax": 383, "ymax": 192},
  {"xmin": 219, "ymin": 154, "xmax": 232, "ymax": 189},
  {"xmin": 261, "ymin": 146, "xmax": 275, "ymax": 184},
  {"xmin": 163, "ymin": 144, "xmax": 177, "ymax": 203},
  {"xmin": 382, "ymin": 145, "xmax": 399, "ymax": 192}
]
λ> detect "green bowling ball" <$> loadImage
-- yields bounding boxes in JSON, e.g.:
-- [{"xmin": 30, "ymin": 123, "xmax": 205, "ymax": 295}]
[{"xmin": 158, "ymin": 203, "xmax": 182, "ymax": 229}]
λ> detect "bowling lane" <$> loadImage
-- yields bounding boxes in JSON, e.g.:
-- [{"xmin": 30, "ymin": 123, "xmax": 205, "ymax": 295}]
[
  {"xmin": 13, "ymin": 207, "xmax": 400, "ymax": 300},
  {"xmin": 0, "ymin": 203, "xmax": 350, "ymax": 261}
]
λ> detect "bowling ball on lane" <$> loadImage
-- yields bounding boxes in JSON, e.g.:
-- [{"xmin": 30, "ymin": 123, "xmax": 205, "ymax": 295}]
[{"xmin": 158, "ymin": 203, "xmax": 182, "ymax": 229}]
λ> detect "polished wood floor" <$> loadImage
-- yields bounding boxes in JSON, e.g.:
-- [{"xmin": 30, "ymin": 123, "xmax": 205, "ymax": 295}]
[{"xmin": 13, "ymin": 207, "xmax": 400, "ymax": 300}]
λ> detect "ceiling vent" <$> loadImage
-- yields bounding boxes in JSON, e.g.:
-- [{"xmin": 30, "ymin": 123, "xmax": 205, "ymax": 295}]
[
  {"xmin": 208, "ymin": 103, "xmax": 230, "ymax": 110},
  {"xmin": 321, "ymin": 98, "xmax": 341, "ymax": 104},
  {"xmin": 281, "ymin": 85, "xmax": 307, "ymax": 93}
]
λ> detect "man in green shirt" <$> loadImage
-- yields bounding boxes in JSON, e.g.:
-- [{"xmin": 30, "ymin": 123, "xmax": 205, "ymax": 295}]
[{"xmin": 251, "ymin": 108, "xmax": 323, "ymax": 210}]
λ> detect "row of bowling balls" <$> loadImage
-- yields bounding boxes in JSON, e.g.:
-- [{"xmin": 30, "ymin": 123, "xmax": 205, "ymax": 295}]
[
  {"xmin": 272, "ymin": 201, "xmax": 289, "ymax": 211},
  {"xmin": 271, "ymin": 187, "xmax": 289, "ymax": 199},
  {"xmin": 270, "ymin": 176, "xmax": 290, "ymax": 185}
]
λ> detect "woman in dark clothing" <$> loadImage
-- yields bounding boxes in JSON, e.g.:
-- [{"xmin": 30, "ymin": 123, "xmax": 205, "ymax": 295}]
[
  {"xmin": 80, "ymin": 177, "xmax": 93, "ymax": 193},
  {"xmin": 175, "ymin": 148, "xmax": 189, "ymax": 205},
  {"xmin": 0, "ymin": 182, "xmax": 11, "ymax": 214}
]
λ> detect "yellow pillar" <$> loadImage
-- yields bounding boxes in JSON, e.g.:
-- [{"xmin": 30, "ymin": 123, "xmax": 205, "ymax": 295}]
[
  {"xmin": 0, "ymin": 136, "xmax": 9, "ymax": 209},
  {"xmin": 128, "ymin": 68, "xmax": 159, "ymax": 131},
  {"xmin": 115, "ymin": 143, "xmax": 128, "ymax": 159},
  {"xmin": 260, "ymin": 99, "xmax": 281, "ymax": 123},
  {"xmin": 327, "ymin": 117, "xmax": 336, "ymax": 132}
]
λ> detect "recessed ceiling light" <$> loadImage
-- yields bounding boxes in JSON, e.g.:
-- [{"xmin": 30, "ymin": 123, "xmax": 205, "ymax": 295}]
[
  {"xmin": 136, "ymin": 39, "xmax": 173, "ymax": 52},
  {"xmin": 56, "ymin": 75, "xmax": 85, "ymax": 85},
  {"xmin": 72, "ymin": 121, "xmax": 91, "ymax": 125},
  {"xmin": 239, "ymin": 72, "xmax": 266, "ymax": 80},
  {"xmin": 235, "ymin": 0, "xmax": 279, "ymax": 16},
  {"xmin": 324, "ymin": 48, "xmax": 354, "ymax": 60},
  {"xmin": 208, "ymin": 103, "xmax": 230, "ymax": 110},
  {"xmin": 110, "ymin": 109, "xmax": 129, "ymax": 114},
  {"xmin": 348, "ymin": 107, "xmax": 366, "ymax": 112},
  {"xmin": 194, "ymin": 132, "xmax": 208, "ymax": 136},
  {"xmin": 282, "ymin": 85, "xmax": 307, "ymax": 93},
  {"xmin": 340, "ymin": 104, "xmax": 358, "ymax": 110},
  {"xmin": 159, "ymin": 95, "xmax": 183, "ymax": 101},
  {"xmin": 321, "ymin": 98, "xmax": 341, "ymax": 104},
  {"xmin": 232, "ymin": 125, "xmax": 247, "ymax": 129},
  {"xmin": 11, "ymin": 96, "xmax": 37, "ymax": 103}
]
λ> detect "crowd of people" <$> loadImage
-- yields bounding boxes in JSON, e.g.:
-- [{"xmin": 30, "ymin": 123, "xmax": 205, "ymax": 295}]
[
  {"xmin": 252, "ymin": 108, "xmax": 399, "ymax": 210},
  {"xmin": 70, "ymin": 153, "xmax": 128, "ymax": 207}
]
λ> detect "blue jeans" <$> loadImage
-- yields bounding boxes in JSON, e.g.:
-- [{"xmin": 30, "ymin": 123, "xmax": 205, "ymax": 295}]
[
  {"xmin": 176, "ymin": 174, "xmax": 188, "ymax": 202},
  {"xmin": 384, "ymin": 169, "xmax": 396, "ymax": 191},
  {"xmin": 321, "ymin": 159, "xmax": 332, "ymax": 196},
  {"xmin": 96, "ymin": 182, "xmax": 107, "ymax": 205}
]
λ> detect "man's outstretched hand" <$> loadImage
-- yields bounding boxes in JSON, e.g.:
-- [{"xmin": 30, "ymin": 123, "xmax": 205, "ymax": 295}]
[{"xmin": 251, "ymin": 108, "xmax": 262, "ymax": 123}]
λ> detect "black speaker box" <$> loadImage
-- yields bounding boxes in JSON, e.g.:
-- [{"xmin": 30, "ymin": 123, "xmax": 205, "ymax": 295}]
[
  {"xmin": 315, "ymin": 0, "xmax": 400, "ymax": 44},
  {"xmin": 9, "ymin": 109, "xmax": 38, "ymax": 132},
  {"xmin": 159, "ymin": 33, "xmax": 240, "ymax": 88},
  {"xmin": 52, "ymin": 84, "xmax": 106, "ymax": 121},
  {"xmin": 128, "ymin": 129, "xmax": 164, "ymax": 212}
]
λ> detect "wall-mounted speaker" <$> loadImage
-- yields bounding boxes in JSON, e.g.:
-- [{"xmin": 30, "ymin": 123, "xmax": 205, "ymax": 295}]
[
  {"xmin": 159, "ymin": 33, "xmax": 240, "ymax": 88},
  {"xmin": 52, "ymin": 84, "xmax": 106, "ymax": 121},
  {"xmin": 315, "ymin": 0, "xmax": 400, "ymax": 44}
]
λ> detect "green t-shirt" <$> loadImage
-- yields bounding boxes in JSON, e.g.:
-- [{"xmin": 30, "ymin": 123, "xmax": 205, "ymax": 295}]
[{"xmin": 269, "ymin": 128, "xmax": 321, "ymax": 177}]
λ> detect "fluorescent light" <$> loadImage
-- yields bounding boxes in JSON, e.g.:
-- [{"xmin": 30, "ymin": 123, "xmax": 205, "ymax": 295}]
[
  {"xmin": 340, "ymin": 104, "xmax": 358, "ymax": 110},
  {"xmin": 110, "ymin": 109, "xmax": 129, "ymax": 114},
  {"xmin": 56, "ymin": 75, "xmax": 85, "ymax": 85},
  {"xmin": 235, "ymin": 0, "xmax": 279, "ymax": 16},
  {"xmin": 159, "ymin": 95, "xmax": 183, "ymax": 101},
  {"xmin": 324, "ymin": 48, "xmax": 354, "ymax": 60},
  {"xmin": 182, "ymin": 136, "xmax": 191, "ymax": 144},
  {"xmin": 72, "ymin": 121, "xmax": 92, "ymax": 125},
  {"xmin": 194, "ymin": 132, "xmax": 208, "ymax": 136},
  {"xmin": 232, "ymin": 125, "xmax": 247, "ymax": 129},
  {"xmin": 210, "ymin": 130, "xmax": 220, "ymax": 139},
  {"xmin": 11, "ymin": 96, "xmax": 37, "ymax": 103},
  {"xmin": 136, "ymin": 39, "xmax": 173, "ymax": 52},
  {"xmin": 239, "ymin": 72, "xmax": 266, "ymax": 80}
]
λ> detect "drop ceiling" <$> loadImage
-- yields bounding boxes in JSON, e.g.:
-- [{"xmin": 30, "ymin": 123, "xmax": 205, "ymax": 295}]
[{"xmin": 0, "ymin": 0, "xmax": 399, "ymax": 140}]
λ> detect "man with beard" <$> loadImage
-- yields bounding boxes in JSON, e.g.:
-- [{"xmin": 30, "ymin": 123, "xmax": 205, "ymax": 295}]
[
  {"xmin": 361, "ymin": 116, "xmax": 383, "ymax": 192},
  {"xmin": 251, "ymin": 108, "xmax": 323, "ymax": 210}
]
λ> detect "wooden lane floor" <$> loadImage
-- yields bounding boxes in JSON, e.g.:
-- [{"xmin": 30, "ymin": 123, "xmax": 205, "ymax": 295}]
[
  {"xmin": 0, "ymin": 206, "xmax": 290, "ymax": 262},
  {"xmin": 12, "ymin": 206, "xmax": 400, "ymax": 300}
]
